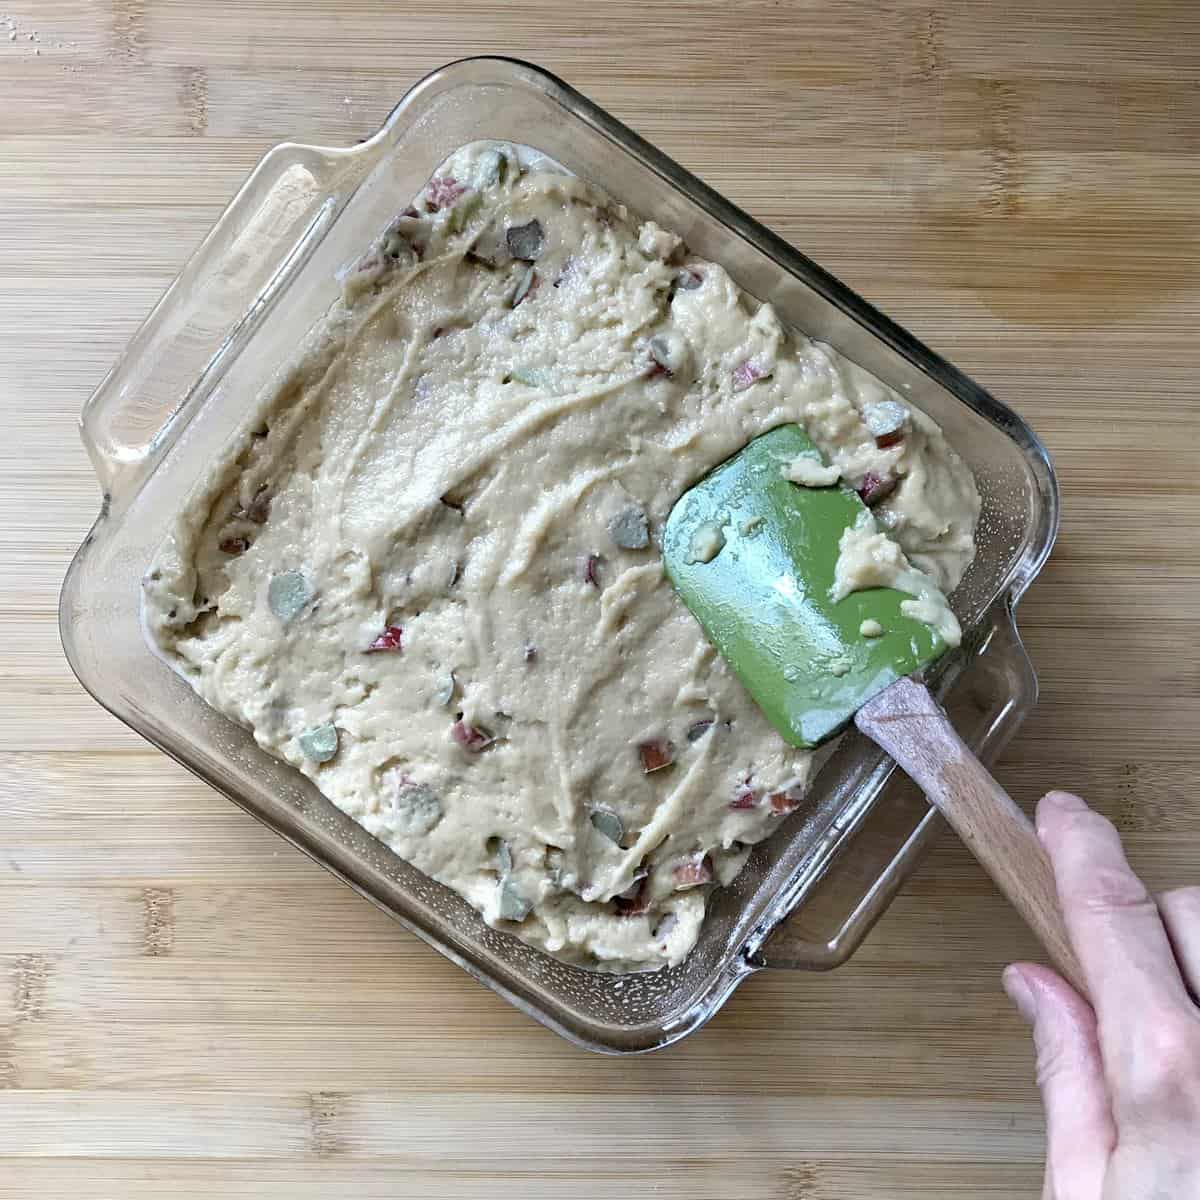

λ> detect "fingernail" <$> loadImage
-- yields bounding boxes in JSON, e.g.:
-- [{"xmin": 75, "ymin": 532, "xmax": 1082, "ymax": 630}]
[
  {"xmin": 1037, "ymin": 790, "xmax": 1086, "ymax": 839},
  {"xmin": 1003, "ymin": 966, "xmax": 1037, "ymax": 1026},
  {"xmin": 1044, "ymin": 790, "xmax": 1086, "ymax": 812}
]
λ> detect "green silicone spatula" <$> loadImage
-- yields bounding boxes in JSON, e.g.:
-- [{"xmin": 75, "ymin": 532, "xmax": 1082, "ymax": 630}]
[{"xmin": 663, "ymin": 424, "xmax": 1087, "ymax": 995}]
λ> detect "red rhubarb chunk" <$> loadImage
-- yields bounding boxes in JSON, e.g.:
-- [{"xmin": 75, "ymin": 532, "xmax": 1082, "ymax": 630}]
[
  {"xmin": 638, "ymin": 739, "xmax": 675, "ymax": 774},
  {"xmin": 366, "ymin": 625, "xmax": 403, "ymax": 653}
]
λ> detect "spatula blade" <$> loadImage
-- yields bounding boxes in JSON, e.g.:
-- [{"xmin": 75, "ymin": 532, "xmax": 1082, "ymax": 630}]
[{"xmin": 662, "ymin": 424, "xmax": 947, "ymax": 749}]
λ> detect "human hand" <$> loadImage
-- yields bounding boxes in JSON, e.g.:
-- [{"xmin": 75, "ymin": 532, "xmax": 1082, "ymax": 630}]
[{"xmin": 1003, "ymin": 790, "xmax": 1200, "ymax": 1199}]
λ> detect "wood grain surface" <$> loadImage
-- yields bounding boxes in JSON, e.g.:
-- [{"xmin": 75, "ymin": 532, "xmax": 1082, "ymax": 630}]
[{"xmin": 2, "ymin": 1, "xmax": 1199, "ymax": 1196}]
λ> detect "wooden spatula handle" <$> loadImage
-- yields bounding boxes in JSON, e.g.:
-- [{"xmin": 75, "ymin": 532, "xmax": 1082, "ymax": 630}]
[{"xmin": 856, "ymin": 677, "xmax": 1088, "ymax": 999}]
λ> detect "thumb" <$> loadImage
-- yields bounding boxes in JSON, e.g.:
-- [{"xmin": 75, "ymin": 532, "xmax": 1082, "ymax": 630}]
[{"xmin": 1003, "ymin": 963, "xmax": 1114, "ymax": 1199}]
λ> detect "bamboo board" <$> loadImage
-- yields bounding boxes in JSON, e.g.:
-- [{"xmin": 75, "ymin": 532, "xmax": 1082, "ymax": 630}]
[{"xmin": 2, "ymin": 2, "xmax": 1199, "ymax": 1195}]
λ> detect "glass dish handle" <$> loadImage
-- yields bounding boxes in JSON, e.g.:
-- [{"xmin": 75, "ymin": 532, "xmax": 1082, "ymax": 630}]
[
  {"xmin": 754, "ymin": 598, "xmax": 1039, "ymax": 970},
  {"xmin": 78, "ymin": 140, "xmax": 373, "ymax": 505}
]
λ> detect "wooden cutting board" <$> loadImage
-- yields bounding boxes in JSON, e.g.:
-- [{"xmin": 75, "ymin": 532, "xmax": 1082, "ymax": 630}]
[{"xmin": 2, "ymin": 2, "xmax": 1198, "ymax": 1196}]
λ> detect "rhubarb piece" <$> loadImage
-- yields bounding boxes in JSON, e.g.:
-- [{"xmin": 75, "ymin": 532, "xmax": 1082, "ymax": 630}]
[
  {"xmin": 863, "ymin": 400, "xmax": 909, "ymax": 449},
  {"xmin": 581, "ymin": 554, "xmax": 602, "ymax": 588},
  {"xmin": 638, "ymin": 739, "xmax": 675, "ymax": 774},
  {"xmin": 589, "ymin": 808, "xmax": 624, "ymax": 845},
  {"xmin": 505, "ymin": 218, "xmax": 544, "ymax": 261},
  {"xmin": 446, "ymin": 191, "xmax": 483, "ymax": 234},
  {"xmin": 608, "ymin": 506, "xmax": 649, "ymax": 550},
  {"xmin": 497, "ymin": 879, "xmax": 532, "ymax": 922},
  {"xmin": 768, "ymin": 786, "xmax": 805, "ymax": 816},
  {"xmin": 267, "ymin": 570, "xmax": 313, "ymax": 622},
  {"xmin": 451, "ymin": 719, "xmax": 493, "ymax": 753},
  {"xmin": 425, "ymin": 175, "xmax": 466, "ymax": 211},
  {"xmin": 488, "ymin": 837, "xmax": 513, "ymax": 875},
  {"xmin": 434, "ymin": 671, "xmax": 456, "ymax": 707},
  {"xmin": 729, "ymin": 787, "xmax": 757, "ymax": 811},
  {"xmin": 732, "ymin": 359, "xmax": 768, "ymax": 391},
  {"xmin": 298, "ymin": 724, "xmax": 338, "ymax": 764},
  {"xmin": 509, "ymin": 364, "xmax": 544, "ymax": 387},
  {"xmin": 857, "ymin": 471, "xmax": 898, "ymax": 507},
  {"xmin": 390, "ymin": 776, "xmax": 443, "ymax": 836},
  {"xmin": 647, "ymin": 336, "xmax": 676, "ymax": 377},
  {"xmin": 673, "ymin": 854, "xmax": 714, "ymax": 890},
  {"xmin": 366, "ymin": 625, "xmax": 403, "ymax": 653},
  {"xmin": 614, "ymin": 874, "xmax": 651, "ymax": 916},
  {"xmin": 511, "ymin": 264, "xmax": 538, "ymax": 307}
]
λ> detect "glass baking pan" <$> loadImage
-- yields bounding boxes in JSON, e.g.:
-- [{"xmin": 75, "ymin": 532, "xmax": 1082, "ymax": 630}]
[{"xmin": 60, "ymin": 56, "xmax": 1058, "ymax": 1054}]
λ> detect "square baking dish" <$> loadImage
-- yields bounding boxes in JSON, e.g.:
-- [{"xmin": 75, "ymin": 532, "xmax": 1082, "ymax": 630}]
[{"xmin": 60, "ymin": 56, "xmax": 1058, "ymax": 1053}]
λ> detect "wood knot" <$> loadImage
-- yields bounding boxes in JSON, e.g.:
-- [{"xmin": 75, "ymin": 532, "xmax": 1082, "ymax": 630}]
[
  {"xmin": 917, "ymin": 7, "xmax": 945, "ymax": 82},
  {"xmin": 112, "ymin": 0, "xmax": 147, "ymax": 63},
  {"xmin": 13, "ymin": 953, "xmax": 48, "ymax": 1022},
  {"xmin": 308, "ymin": 1090, "xmax": 345, "ymax": 1156},
  {"xmin": 178, "ymin": 66, "xmax": 209, "ymax": 135},
  {"xmin": 142, "ymin": 887, "xmax": 175, "ymax": 957},
  {"xmin": 778, "ymin": 1163, "xmax": 823, "ymax": 1200},
  {"xmin": 984, "ymin": 80, "xmax": 1025, "ymax": 216}
]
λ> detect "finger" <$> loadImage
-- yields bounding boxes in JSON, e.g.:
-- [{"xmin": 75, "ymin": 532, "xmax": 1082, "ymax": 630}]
[
  {"xmin": 1036, "ymin": 791, "xmax": 1195, "ymax": 1048},
  {"xmin": 1004, "ymin": 963, "xmax": 1113, "ymax": 1200},
  {"xmin": 1157, "ymin": 887, "xmax": 1200, "ymax": 1002}
]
